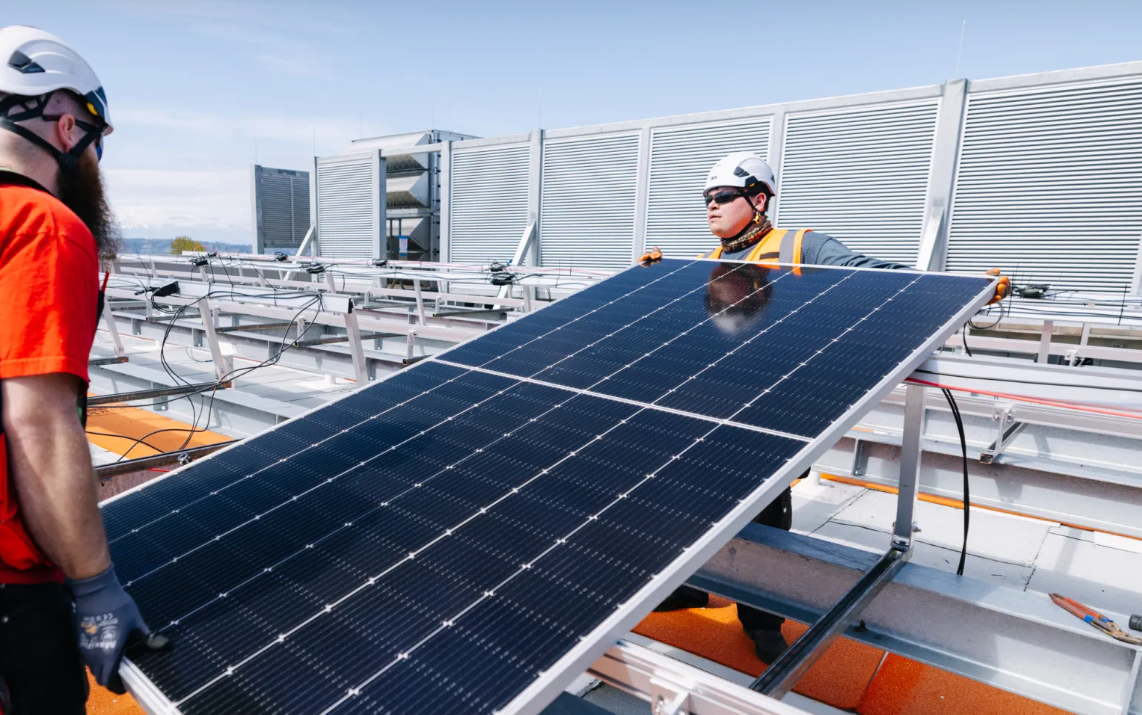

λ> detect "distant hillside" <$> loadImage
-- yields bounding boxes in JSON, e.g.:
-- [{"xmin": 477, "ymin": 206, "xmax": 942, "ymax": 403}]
[{"xmin": 119, "ymin": 238, "xmax": 254, "ymax": 256}]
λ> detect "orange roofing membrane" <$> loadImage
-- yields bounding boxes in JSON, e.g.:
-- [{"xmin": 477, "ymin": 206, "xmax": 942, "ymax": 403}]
[
  {"xmin": 633, "ymin": 595, "xmax": 1073, "ymax": 715},
  {"xmin": 86, "ymin": 399, "xmax": 231, "ymax": 461}
]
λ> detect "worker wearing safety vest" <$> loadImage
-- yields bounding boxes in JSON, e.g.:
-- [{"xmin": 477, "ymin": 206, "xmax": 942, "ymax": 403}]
[
  {"xmin": 700, "ymin": 151, "xmax": 908, "ymax": 268},
  {"xmin": 652, "ymin": 151, "xmax": 1009, "ymax": 664}
]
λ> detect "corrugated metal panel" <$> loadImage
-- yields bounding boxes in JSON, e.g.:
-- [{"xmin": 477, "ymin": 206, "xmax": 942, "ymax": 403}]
[
  {"xmin": 540, "ymin": 133, "xmax": 640, "ymax": 269},
  {"xmin": 948, "ymin": 79, "xmax": 1142, "ymax": 292},
  {"xmin": 776, "ymin": 102, "xmax": 939, "ymax": 266},
  {"xmin": 646, "ymin": 118, "xmax": 771, "ymax": 258},
  {"xmin": 449, "ymin": 144, "xmax": 530, "ymax": 264},
  {"xmin": 316, "ymin": 155, "xmax": 375, "ymax": 260}
]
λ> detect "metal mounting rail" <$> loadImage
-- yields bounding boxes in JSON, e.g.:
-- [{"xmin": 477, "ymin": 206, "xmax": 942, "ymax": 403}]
[{"xmin": 749, "ymin": 545, "xmax": 911, "ymax": 697}]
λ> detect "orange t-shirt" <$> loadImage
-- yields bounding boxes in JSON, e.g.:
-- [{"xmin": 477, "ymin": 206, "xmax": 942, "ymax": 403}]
[{"xmin": 0, "ymin": 171, "xmax": 99, "ymax": 584}]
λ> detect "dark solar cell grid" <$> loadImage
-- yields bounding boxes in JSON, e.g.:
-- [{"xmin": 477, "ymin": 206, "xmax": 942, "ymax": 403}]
[{"xmin": 105, "ymin": 258, "xmax": 989, "ymax": 714}]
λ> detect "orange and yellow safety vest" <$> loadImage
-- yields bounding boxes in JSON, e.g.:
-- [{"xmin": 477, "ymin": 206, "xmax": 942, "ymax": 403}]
[{"xmin": 702, "ymin": 228, "xmax": 812, "ymax": 264}]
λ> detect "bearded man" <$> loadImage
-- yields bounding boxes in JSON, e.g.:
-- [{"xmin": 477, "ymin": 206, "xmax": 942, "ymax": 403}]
[{"xmin": 0, "ymin": 26, "xmax": 161, "ymax": 712}]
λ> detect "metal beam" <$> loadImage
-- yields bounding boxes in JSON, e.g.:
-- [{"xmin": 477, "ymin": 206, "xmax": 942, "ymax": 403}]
[
  {"xmin": 589, "ymin": 639, "xmax": 810, "ymax": 715},
  {"xmin": 94, "ymin": 440, "xmax": 238, "ymax": 481},
  {"xmin": 88, "ymin": 382, "xmax": 229, "ymax": 407}
]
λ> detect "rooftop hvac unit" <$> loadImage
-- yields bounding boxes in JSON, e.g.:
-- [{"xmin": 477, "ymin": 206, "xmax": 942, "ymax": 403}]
[
  {"xmin": 314, "ymin": 129, "xmax": 475, "ymax": 261},
  {"xmin": 252, "ymin": 165, "xmax": 310, "ymax": 253},
  {"xmin": 386, "ymin": 173, "xmax": 430, "ymax": 209}
]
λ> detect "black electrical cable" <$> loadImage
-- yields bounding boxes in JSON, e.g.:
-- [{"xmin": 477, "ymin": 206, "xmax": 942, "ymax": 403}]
[
  {"xmin": 114, "ymin": 294, "xmax": 323, "ymax": 461},
  {"xmin": 85, "ymin": 430, "xmax": 164, "ymax": 454},
  {"xmin": 941, "ymin": 387, "xmax": 970, "ymax": 576},
  {"xmin": 961, "ymin": 323, "xmax": 973, "ymax": 357}
]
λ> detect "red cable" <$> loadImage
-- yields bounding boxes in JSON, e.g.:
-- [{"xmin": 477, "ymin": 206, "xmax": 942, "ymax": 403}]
[{"xmin": 904, "ymin": 377, "xmax": 1142, "ymax": 421}]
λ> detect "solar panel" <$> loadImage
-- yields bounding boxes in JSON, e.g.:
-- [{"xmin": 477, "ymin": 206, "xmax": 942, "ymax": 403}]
[{"xmin": 109, "ymin": 258, "xmax": 992, "ymax": 715}]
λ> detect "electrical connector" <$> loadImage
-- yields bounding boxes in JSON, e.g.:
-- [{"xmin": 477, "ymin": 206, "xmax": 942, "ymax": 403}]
[
  {"xmin": 304, "ymin": 263, "xmax": 326, "ymax": 275},
  {"xmin": 1016, "ymin": 284, "xmax": 1050, "ymax": 299},
  {"xmin": 190, "ymin": 257, "xmax": 209, "ymax": 267},
  {"xmin": 274, "ymin": 252, "xmax": 289, "ymax": 262}
]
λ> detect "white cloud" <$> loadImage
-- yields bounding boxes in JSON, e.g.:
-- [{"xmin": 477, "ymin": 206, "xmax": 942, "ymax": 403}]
[
  {"xmin": 255, "ymin": 53, "xmax": 324, "ymax": 78},
  {"xmin": 114, "ymin": 107, "xmax": 364, "ymax": 145},
  {"xmin": 104, "ymin": 167, "xmax": 251, "ymax": 240}
]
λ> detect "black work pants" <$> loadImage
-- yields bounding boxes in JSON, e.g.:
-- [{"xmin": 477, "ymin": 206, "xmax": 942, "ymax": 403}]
[
  {"xmin": 0, "ymin": 582, "xmax": 87, "ymax": 714},
  {"xmin": 736, "ymin": 486, "xmax": 792, "ymax": 634},
  {"xmin": 667, "ymin": 486, "xmax": 793, "ymax": 633}
]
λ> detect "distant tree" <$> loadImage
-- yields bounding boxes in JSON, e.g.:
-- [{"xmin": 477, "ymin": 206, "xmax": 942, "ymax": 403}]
[{"xmin": 170, "ymin": 236, "xmax": 205, "ymax": 255}]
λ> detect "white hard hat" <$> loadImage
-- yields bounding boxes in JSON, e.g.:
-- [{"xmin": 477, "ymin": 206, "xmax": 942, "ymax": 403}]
[
  {"xmin": 0, "ymin": 25, "xmax": 111, "ymax": 131},
  {"xmin": 704, "ymin": 151, "xmax": 776, "ymax": 195},
  {"xmin": 0, "ymin": 26, "xmax": 111, "ymax": 172}
]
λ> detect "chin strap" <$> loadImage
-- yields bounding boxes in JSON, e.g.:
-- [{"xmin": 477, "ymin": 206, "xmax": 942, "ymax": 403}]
[
  {"xmin": 0, "ymin": 93, "xmax": 100, "ymax": 174},
  {"xmin": 721, "ymin": 213, "xmax": 773, "ymax": 254}
]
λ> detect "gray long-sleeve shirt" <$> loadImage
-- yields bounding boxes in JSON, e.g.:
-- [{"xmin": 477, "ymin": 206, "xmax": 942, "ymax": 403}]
[{"xmin": 719, "ymin": 230, "xmax": 909, "ymax": 270}]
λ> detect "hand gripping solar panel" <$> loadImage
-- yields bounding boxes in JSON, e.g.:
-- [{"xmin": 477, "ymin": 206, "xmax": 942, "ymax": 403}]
[{"xmin": 108, "ymin": 258, "xmax": 992, "ymax": 715}]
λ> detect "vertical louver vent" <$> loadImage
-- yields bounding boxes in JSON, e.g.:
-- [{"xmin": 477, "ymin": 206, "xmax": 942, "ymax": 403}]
[
  {"xmin": 948, "ymin": 79, "xmax": 1142, "ymax": 292},
  {"xmin": 646, "ymin": 119, "xmax": 772, "ymax": 259},
  {"xmin": 315, "ymin": 155, "xmax": 375, "ymax": 260},
  {"xmin": 540, "ymin": 133, "xmax": 640, "ymax": 270},
  {"xmin": 776, "ymin": 101, "xmax": 939, "ymax": 266},
  {"xmin": 450, "ymin": 144, "xmax": 530, "ymax": 264}
]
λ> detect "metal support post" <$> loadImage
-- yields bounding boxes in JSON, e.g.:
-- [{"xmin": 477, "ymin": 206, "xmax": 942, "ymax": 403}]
[
  {"xmin": 1038, "ymin": 320, "xmax": 1054, "ymax": 363},
  {"xmin": 894, "ymin": 383, "xmax": 926, "ymax": 548},
  {"xmin": 196, "ymin": 296, "xmax": 232, "ymax": 381},
  {"xmin": 101, "ymin": 296, "xmax": 127, "ymax": 358},
  {"xmin": 325, "ymin": 270, "xmax": 337, "ymax": 292},
  {"xmin": 406, "ymin": 331, "xmax": 417, "ymax": 362},
  {"xmin": 413, "ymin": 279, "xmax": 426, "ymax": 325},
  {"xmin": 342, "ymin": 310, "xmax": 368, "ymax": 385}
]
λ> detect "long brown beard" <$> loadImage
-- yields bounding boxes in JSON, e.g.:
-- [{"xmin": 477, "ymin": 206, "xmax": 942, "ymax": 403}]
[{"xmin": 57, "ymin": 151, "xmax": 120, "ymax": 259}]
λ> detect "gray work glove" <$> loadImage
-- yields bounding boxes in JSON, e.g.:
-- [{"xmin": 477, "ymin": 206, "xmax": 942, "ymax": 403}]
[{"xmin": 68, "ymin": 565, "xmax": 169, "ymax": 694}]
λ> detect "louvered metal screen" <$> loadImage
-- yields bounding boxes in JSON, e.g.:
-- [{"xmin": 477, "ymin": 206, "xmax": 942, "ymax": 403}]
[
  {"xmin": 776, "ymin": 102, "xmax": 939, "ymax": 266},
  {"xmin": 316, "ymin": 155, "xmax": 375, "ymax": 260},
  {"xmin": 449, "ymin": 144, "xmax": 530, "ymax": 264},
  {"xmin": 256, "ymin": 167, "xmax": 310, "ymax": 251},
  {"xmin": 947, "ymin": 79, "xmax": 1142, "ymax": 293},
  {"xmin": 645, "ymin": 119, "xmax": 771, "ymax": 258},
  {"xmin": 539, "ymin": 133, "xmax": 640, "ymax": 269}
]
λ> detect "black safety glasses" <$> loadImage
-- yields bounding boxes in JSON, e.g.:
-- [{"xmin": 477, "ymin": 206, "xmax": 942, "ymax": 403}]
[{"xmin": 703, "ymin": 189, "xmax": 746, "ymax": 207}]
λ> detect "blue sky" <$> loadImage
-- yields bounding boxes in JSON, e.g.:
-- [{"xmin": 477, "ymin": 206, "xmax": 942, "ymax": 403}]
[{"xmin": 10, "ymin": 0, "xmax": 1142, "ymax": 245}]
